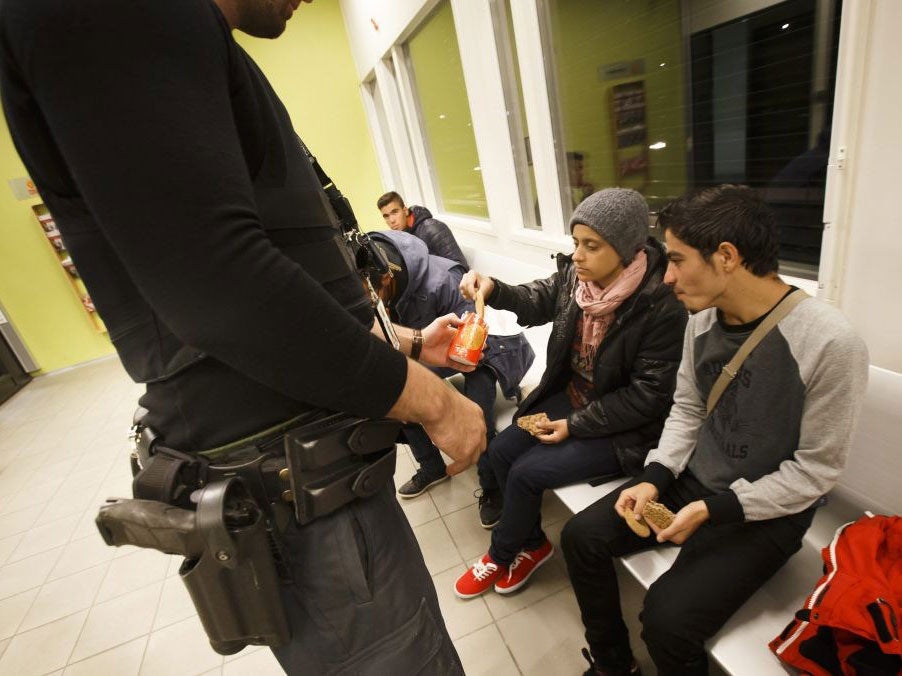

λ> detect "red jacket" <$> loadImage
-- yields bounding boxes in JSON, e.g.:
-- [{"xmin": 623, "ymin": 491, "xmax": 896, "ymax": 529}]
[{"xmin": 770, "ymin": 514, "xmax": 902, "ymax": 675}]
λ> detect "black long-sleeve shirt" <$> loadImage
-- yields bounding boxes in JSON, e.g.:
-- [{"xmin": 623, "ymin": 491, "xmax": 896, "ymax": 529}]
[{"xmin": 0, "ymin": 0, "xmax": 407, "ymax": 449}]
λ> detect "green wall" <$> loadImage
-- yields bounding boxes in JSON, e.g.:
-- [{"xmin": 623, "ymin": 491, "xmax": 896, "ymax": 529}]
[
  {"xmin": 548, "ymin": 0, "xmax": 688, "ymax": 209},
  {"xmin": 0, "ymin": 1, "xmax": 382, "ymax": 373},
  {"xmin": 0, "ymin": 131, "xmax": 114, "ymax": 374},
  {"xmin": 236, "ymin": 2, "xmax": 384, "ymax": 231}
]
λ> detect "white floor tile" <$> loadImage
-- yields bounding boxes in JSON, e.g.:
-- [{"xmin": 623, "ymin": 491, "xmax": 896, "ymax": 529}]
[
  {"xmin": 18, "ymin": 563, "xmax": 107, "ymax": 633},
  {"xmin": 496, "ymin": 587, "xmax": 587, "ymax": 675},
  {"xmin": 0, "ymin": 547, "xmax": 62, "ymax": 601},
  {"xmin": 70, "ymin": 504, "xmax": 109, "ymax": 541},
  {"xmin": 70, "ymin": 581, "xmax": 161, "ymax": 662},
  {"xmin": 40, "ymin": 457, "xmax": 80, "ymax": 482},
  {"xmin": 7, "ymin": 514, "xmax": 80, "ymax": 563},
  {"xmin": 454, "ymin": 623, "xmax": 521, "ymax": 676},
  {"xmin": 482, "ymin": 557, "xmax": 571, "ymax": 622},
  {"xmin": 69, "ymin": 449, "xmax": 118, "ymax": 476},
  {"xmin": 221, "ymin": 647, "xmax": 284, "ymax": 675},
  {"xmin": 443, "ymin": 503, "xmax": 492, "ymax": 561},
  {"xmin": 47, "ymin": 534, "xmax": 117, "ymax": 581},
  {"xmin": 152, "ymin": 575, "xmax": 196, "ymax": 631},
  {"xmin": 36, "ymin": 483, "xmax": 107, "ymax": 526},
  {"xmin": 62, "ymin": 636, "xmax": 147, "ymax": 676},
  {"xmin": 0, "ymin": 637, "xmax": 9, "ymax": 661},
  {"xmin": 0, "ymin": 588, "xmax": 38, "ymax": 641},
  {"xmin": 1, "ymin": 478, "xmax": 63, "ymax": 514},
  {"xmin": 428, "ymin": 466, "xmax": 481, "ymax": 516},
  {"xmin": 0, "ymin": 610, "xmax": 87, "ymax": 676},
  {"xmin": 95, "ymin": 548, "xmax": 169, "ymax": 603},
  {"xmin": 140, "ymin": 615, "xmax": 223, "ymax": 676},
  {"xmin": 431, "ymin": 566, "xmax": 494, "ymax": 640},
  {"xmin": 412, "ymin": 518, "xmax": 463, "ymax": 575},
  {"xmin": 0, "ymin": 505, "xmax": 42, "ymax": 539},
  {"xmin": 398, "ymin": 492, "xmax": 441, "ymax": 528},
  {"xmin": 0, "ymin": 533, "xmax": 23, "ymax": 567}
]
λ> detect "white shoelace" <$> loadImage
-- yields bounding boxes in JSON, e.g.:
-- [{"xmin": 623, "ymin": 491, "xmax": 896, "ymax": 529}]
[
  {"xmin": 507, "ymin": 550, "xmax": 534, "ymax": 574},
  {"xmin": 471, "ymin": 559, "xmax": 499, "ymax": 581}
]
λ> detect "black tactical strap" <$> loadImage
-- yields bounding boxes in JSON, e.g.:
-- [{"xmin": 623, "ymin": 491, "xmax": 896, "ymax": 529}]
[{"xmin": 132, "ymin": 447, "xmax": 208, "ymax": 509}]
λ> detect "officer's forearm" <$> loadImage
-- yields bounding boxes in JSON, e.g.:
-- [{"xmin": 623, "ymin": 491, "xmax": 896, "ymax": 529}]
[
  {"xmin": 386, "ymin": 359, "xmax": 451, "ymax": 426},
  {"xmin": 370, "ymin": 318, "xmax": 415, "ymax": 356}
]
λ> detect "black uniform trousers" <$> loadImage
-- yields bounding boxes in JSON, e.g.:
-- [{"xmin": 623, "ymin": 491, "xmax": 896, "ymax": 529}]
[
  {"xmin": 272, "ymin": 483, "xmax": 463, "ymax": 674},
  {"xmin": 561, "ymin": 474, "xmax": 814, "ymax": 675}
]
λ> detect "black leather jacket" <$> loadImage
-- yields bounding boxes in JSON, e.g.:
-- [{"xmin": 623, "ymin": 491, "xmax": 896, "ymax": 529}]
[
  {"xmin": 487, "ymin": 238, "xmax": 687, "ymax": 476},
  {"xmin": 408, "ymin": 206, "xmax": 469, "ymax": 270}
]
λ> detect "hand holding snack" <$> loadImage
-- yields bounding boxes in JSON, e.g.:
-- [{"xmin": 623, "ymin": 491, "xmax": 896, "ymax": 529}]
[
  {"xmin": 517, "ymin": 412, "xmax": 550, "ymax": 437},
  {"xmin": 621, "ymin": 500, "xmax": 678, "ymax": 539}
]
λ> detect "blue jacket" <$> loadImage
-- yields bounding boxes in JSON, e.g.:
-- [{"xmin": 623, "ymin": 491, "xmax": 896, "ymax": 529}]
[{"xmin": 370, "ymin": 230, "xmax": 533, "ymax": 399}]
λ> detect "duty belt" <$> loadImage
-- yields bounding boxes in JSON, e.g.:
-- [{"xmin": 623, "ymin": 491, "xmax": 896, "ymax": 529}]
[{"xmin": 129, "ymin": 410, "xmax": 401, "ymax": 525}]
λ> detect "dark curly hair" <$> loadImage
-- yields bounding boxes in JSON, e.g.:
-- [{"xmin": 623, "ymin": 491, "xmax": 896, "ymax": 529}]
[{"xmin": 657, "ymin": 185, "xmax": 779, "ymax": 276}]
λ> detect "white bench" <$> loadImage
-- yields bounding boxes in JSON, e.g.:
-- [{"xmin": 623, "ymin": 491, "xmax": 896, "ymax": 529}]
[{"xmin": 462, "ymin": 244, "xmax": 901, "ymax": 675}]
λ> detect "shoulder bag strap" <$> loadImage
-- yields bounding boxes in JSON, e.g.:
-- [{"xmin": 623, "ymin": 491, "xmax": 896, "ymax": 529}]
[{"xmin": 706, "ymin": 289, "xmax": 809, "ymax": 416}]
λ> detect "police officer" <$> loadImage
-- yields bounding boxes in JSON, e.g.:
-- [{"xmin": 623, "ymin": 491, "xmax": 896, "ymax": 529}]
[{"xmin": 0, "ymin": 0, "xmax": 484, "ymax": 672}]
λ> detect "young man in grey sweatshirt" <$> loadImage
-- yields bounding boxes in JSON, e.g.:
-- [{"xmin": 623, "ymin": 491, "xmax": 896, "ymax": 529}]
[{"xmin": 562, "ymin": 185, "xmax": 869, "ymax": 676}]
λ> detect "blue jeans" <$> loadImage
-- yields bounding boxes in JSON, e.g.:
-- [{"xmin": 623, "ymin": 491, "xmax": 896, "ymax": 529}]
[
  {"xmin": 487, "ymin": 390, "xmax": 622, "ymax": 565},
  {"xmin": 403, "ymin": 365, "xmax": 499, "ymax": 491}
]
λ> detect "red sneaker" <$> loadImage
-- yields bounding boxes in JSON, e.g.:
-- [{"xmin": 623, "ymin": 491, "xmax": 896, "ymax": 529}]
[
  {"xmin": 454, "ymin": 553, "xmax": 506, "ymax": 599},
  {"xmin": 494, "ymin": 539, "xmax": 554, "ymax": 594}
]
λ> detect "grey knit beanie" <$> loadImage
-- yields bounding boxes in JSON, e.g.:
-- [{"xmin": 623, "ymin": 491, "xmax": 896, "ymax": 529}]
[{"xmin": 569, "ymin": 188, "xmax": 649, "ymax": 264}]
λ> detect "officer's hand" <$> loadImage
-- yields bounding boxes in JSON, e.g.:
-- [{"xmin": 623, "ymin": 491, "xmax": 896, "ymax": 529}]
[
  {"xmin": 614, "ymin": 482, "xmax": 658, "ymax": 522},
  {"xmin": 419, "ymin": 314, "xmax": 476, "ymax": 372},
  {"xmin": 535, "ymin": 418, "xmax": 569, "ymax": 444},
  {"xmin": 422, "ymin": 390, "xmax": 486, "ymax": 475},
  {"xmin": 653, "ymin": 500, "xmax": 708, "ymax": 545},
  {"xmin": 459, "ymin": 271, "xmax": 494, "ymax": 302}
]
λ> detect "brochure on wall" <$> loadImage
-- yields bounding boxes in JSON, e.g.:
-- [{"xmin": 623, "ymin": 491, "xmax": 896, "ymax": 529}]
[{"xmin": 31, "ymin": 203, "xmax": 106, "ymax": 333}]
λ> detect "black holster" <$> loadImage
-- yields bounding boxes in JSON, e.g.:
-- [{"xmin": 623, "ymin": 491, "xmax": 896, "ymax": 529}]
[
  {"xmin": 97, "ymin": 478, "xmax": 289, "ymax": 655},
  {"xmin": 104, "ymin": 412, "xmax": 402, "ymax": 655}
]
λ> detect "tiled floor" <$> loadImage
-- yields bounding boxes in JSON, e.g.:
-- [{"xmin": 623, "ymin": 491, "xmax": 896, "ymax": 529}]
[{"xmin": 0, "ymin": 358, "xmax": 657, "ymax": 675}]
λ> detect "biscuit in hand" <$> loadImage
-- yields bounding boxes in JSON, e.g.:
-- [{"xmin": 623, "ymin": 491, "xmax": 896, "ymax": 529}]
[
  {"xmin": 641, "ymin": 501, "xmax": 675, "ymax": 530},
  {"xmin": 517, "ymin": 412, "xmax": 550, "ymax": 438}
]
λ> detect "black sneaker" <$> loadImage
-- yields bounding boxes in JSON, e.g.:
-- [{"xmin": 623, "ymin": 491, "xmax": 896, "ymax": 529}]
[
  {"xmin": 397, "ymin": 469, "xmax": 449, "ymax": 499},
  {"xmin": 475, "ymin": 489, "xmax": 503, "ymax": 529},
  {"xmin": 581, "ymin": 648, "xmax": 641, "ymax": 676}
]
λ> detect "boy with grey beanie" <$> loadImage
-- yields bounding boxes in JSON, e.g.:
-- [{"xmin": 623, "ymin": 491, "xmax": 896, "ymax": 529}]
[
  {"xmin": 570, "ymin": 187, "xmax": 649, "ymax": 265},
  {"xmin": 453, "ymin": 185, "xmax": 686, "ymax": 602}
]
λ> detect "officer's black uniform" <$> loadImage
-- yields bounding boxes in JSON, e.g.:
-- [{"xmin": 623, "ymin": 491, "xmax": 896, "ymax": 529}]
[{"xmin": 0, "ymin": 0, "xmax": 462, "ymax": 672}]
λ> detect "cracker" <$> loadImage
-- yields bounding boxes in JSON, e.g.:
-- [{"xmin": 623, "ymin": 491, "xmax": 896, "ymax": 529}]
[
  {"xmin": 642, "ymin": 501, "xmax": 675, "ymax": 530},
  {"xmin": 517, "ymin": 412, "xmax": 550, "ymax": 438},
  {"xmin": 623, "ymin": 510, "xmax": 650, "ymax": 538}
]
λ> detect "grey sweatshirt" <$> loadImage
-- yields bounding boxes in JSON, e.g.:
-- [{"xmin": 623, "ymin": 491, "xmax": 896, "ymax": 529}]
[{"xmin": 643, "ymin": 295, "xmax": 869, "ymax": 523}]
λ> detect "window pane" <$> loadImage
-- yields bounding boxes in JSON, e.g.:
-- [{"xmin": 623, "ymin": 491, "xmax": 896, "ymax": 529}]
[
  {"xmin": 495, "ymin": 0, "xmax": 541, "ymax": 230},
  {"xmin": 407, "ymin": 1, "xmax": 488, "ymax": 219},
  {"xmin": 544, "ymin": 0, "xmax": 840, "ymax": 275},
  {"xmin": 365, "ymin": 79, "xmax": 402, "ymax": 192}
]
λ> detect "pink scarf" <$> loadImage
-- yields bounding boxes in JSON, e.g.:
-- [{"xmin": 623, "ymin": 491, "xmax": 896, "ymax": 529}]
[{"xmin": 573, "ymin": 250, "xmax": 647, "ymax": 357}]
